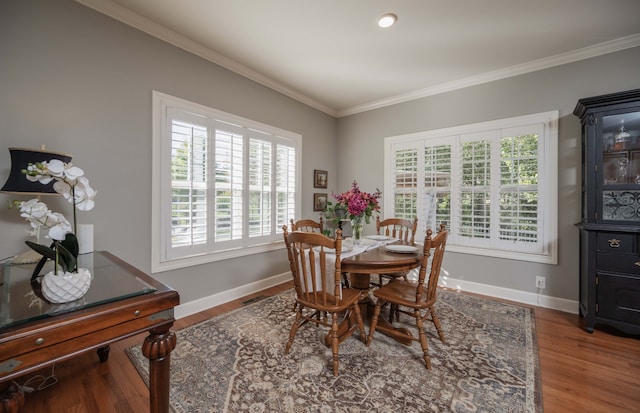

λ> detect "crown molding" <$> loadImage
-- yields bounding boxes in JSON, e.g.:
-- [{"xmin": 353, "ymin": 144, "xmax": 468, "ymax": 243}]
[
  {"xmin": 75, "ymin": 0, "xmax": 338, "ymax": 117},
  {"xmin": 337, "ymin": 34, "xmax": 640, "ymax": 117},
  {"xmin": 76, "ymin": 1, "xmax": 638, "ymax": 119}
]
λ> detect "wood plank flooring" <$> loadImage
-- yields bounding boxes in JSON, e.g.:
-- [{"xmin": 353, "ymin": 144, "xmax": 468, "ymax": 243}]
[{"xmin": 11, "ymin": 282, "xmax": 640, "ymax": 412}]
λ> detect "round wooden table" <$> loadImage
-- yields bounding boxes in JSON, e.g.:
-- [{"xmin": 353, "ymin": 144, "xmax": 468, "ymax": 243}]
[{"xmin": 337, "ymin": 241, "xmax": 423, "ymax": 346}]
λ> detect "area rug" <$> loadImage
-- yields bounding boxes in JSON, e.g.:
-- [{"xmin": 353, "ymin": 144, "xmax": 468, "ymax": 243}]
[{"xmin": 126, "ymin": 289, "xmax": 542, "ymax": 412}]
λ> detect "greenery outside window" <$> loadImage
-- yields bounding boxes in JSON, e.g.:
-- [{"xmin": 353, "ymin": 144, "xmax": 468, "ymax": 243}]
[
  {"xmin": 152, "ymin": 91, "xmax": 301, "ymax": 272},
  {"xmin": 384, "ymin": 111, "xmax": 558, "ymax": 264}
]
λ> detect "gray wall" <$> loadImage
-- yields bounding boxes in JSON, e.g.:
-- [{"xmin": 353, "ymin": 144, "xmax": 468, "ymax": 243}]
[
  {"xmin": 337, "ymin": 46, "xmax": 640, "ymax": 301},
  {"xmin": 2, "ymin": 0, "xmax": 639, "ymax": 306},
  {"xmin": 0, "ymin": 0, "xmax": 336, "ymax": 303}
]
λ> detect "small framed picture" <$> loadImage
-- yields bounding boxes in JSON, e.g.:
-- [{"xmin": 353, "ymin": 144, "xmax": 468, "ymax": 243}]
[
  {"xmin": 314, "ymin": 170, "xmax": 328, "ymax": 188},
  {"xmin": 313, "ymin": 193, "xmax": 327, "ymax": 211}
]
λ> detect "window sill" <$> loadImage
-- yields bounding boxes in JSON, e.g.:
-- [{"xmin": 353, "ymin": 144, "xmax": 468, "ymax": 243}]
[
  {"xmin": 447, "ymin": 244, "xmax": 557, "ymax": 265},
  {"xmin": 152, "ymin": 241, "xmax": 285, "ymax": 273}
]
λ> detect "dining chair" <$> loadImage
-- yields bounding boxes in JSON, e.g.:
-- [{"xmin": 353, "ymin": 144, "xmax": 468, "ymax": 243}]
[
  {"xmin": 289, "ymin": 216, "xmax": 341, "ymax": 307},
  {"xmin": 372, "ymin": 216, "xmax": 418, "ymax": 287},
  {"xmin": 290, "ymin": 217, "xmax": 324, "ymax": 233},
  {"xmin": 282, "ymin": 226, "xmax": 365, "ymax": 376},
  {"xmin": 366, "ymin": 223, "xmax": 448, "ymax": 370},
  {"xmin": 291, "ymin": 217, "xmax": 352, "ymax": 288}
]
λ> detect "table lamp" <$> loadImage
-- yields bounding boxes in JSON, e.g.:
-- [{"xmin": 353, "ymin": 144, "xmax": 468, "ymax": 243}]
[{"xmin": 1, "ymin": 146, "xmax": 72, "ymax": 263}]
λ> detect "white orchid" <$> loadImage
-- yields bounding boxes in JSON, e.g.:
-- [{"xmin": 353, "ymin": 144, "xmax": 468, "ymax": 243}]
[
  {"xmin": 20, "ymin": 200, "xmax": 77, "ymax": 274},
  {"xmin": 19, "ymin": 158, "xmax": 96, "ymax": 275},
  {"xmin": 44, "ymin": 212, "xmax": 73, "ymax": 241},
  {"xmin": 54, "ymin": 176, "xmax": 96, "ymax": 211},
  {"xmin": 23, "ymin": 159, "xmax": 97, "ymax": 230},
  {"xmin": 19, "ymin": 201, "xmax": 72, "ymax": 242},
  {"xmin": 19, "ymin": 198, "xmax": 48, "ymax": 221}
]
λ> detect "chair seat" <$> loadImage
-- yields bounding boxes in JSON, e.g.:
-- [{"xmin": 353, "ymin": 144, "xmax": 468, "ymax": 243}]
[
  {"xmin": 374, "ymin": 280, "xmax": 436, "ymax": 309},
  {"xmin": 297, "ymin": 288, "xmax": 362, "ymax": 313}
]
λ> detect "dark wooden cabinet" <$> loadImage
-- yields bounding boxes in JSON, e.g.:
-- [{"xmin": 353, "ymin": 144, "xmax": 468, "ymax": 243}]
[{"xmin": 574, "ymin": 89, "xmax": 640, "ymax": 335}]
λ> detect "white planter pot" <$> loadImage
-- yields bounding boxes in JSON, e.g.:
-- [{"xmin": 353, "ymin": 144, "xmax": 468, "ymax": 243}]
[{"xmin": 41, "ymin": 268, "xmax": 92, "ymax": 304}]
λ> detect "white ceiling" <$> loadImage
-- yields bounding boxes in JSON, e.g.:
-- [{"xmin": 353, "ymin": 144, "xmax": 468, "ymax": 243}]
[{"xmin": 78, "ymin": 0, "xmax": 640, "ymax": 117}]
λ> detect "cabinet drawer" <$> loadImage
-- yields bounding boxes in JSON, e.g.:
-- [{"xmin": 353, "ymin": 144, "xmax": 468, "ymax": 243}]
[
  {"xmin": 597, "ymin": 273, "xmax": 640, "ymax": 326},
  {"xmin": 596, "ymin": 232, "xmax": 637, "ymax": 253},
  {"xmin": 0, "ymin": 303, "xmax": 171, "ymax": 360},
  {"xmin": 597, "ymin": 252, "xmax": 640, "ymax": 274}
]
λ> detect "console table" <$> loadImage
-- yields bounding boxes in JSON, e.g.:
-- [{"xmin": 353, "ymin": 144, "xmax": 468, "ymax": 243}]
[{"xmin": 0, "ymin": 251, "xmax": 180, "ymax": 413}]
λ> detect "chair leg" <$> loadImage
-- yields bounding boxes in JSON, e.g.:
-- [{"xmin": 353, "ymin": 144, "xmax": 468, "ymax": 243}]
[
  {"xmin": 285, "ymin": 308, "xmax": 303, "ymax": 354},
  {"xmin": 352, "ymin": 302, "xmax": 366, "ymax": 343},
  {"xmin": 415, "ymin": 310, "xmax": 431, "ymax": 369},
  {"xmin": 366, "ymin": 300, "xmax": 385, "ymax": 346},
  {"xmin": 342, "ymin": 272, "xmax": 350, "ymax": 288},
  {"xmin": 389, "ymin": 303, "xmax": 402, "ymax": 322},
  {"xmin": 330, "ymin": 312, "xmax": 340, "ymax": 376},
  {"xmin": 430, "ymin": 307, "xmax": 446, "ymax": 343}
]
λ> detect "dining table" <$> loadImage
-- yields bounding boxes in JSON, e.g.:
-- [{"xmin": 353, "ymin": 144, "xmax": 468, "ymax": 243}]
[{"xmin": 329, "ymin": 236, "xmax": 424, "ymax": 346}]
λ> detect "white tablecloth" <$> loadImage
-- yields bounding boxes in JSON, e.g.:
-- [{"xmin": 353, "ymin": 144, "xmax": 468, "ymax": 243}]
[{"xmin": 299, "ymin": 237, "xmax": 399, "ymax": 297}]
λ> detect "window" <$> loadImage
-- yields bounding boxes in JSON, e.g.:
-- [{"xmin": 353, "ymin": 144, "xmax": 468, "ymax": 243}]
[
  {"xmin": 152, "ymin": 91, "xmax": 301, "ymax": 272},
  {"xmin": 384, "ymin": 111, "xmax": 558, "ymax": 264}
]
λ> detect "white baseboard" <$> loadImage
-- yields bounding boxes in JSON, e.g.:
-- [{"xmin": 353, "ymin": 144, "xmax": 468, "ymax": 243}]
[
  {"xmin": 174, "ymin": 272, "xmax": 290, "ymax": 319},
  {"xmin": 175, "ymin": 272, "xmax": 579, "ymax": 320},
  {"xmin": 439, "ymin": 275, "xmax": 579, "ymax": 314}
]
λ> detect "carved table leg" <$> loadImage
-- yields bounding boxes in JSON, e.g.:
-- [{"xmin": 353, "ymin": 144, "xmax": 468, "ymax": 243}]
[
  {"xmin": 142, "ymin": 325, "xmax": 177, "ymax": 413},
  {"xmin": 0, "ymin": 382, "xmax": 25, "ymax": 413}
]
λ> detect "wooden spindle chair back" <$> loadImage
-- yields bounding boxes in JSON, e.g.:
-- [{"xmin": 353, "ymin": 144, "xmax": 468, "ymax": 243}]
[
  {"xmin": 282, "ymin": 226, "xmax": 365, "ymax": 376},
  {"xmin": 376, "ymin": 216, "xmax": 418, "ymax": 243}
]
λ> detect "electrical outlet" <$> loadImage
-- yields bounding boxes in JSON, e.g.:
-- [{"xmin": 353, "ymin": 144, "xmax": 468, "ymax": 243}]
[{"xmin": 535, "ymin": 276, "xmax": 546, "ymax": 289}]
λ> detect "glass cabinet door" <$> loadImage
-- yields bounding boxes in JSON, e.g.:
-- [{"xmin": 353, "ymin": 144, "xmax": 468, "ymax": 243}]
[{"xmin": 601, "ymin": 110, "xmax": 640, "ymax": 222}]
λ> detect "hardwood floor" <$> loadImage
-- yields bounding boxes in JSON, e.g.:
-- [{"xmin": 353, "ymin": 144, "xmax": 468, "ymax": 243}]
[{"xmin": 11, "ymin": 282, "xmax": 640, "ymax": 412}]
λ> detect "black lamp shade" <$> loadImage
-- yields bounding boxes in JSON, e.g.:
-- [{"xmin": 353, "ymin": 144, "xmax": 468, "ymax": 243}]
[{"xmin": 1, "ymin": 147, "xmax": 72, "ymax": 195}]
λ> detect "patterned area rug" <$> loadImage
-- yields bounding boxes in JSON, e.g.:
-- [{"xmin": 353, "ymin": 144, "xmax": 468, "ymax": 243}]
[{"xmin": 126, "ymin": 289, "xmax": 542, "ymax": 412}]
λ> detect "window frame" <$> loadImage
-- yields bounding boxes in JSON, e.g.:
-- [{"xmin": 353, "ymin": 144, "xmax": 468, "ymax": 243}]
[
  {"xmin": 384, "ymin": 111, "xmax": 558, "ymax": 264},
  {"xmin": 151, "ymin": 91, "xmax": 301, "ymax": 273}
]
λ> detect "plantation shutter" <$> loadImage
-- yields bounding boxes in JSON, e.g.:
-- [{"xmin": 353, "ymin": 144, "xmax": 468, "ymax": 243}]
[
  {"xmin": 383, "ymin": 111, "xmax": 556, "ymax": 264},
  {"xmin": 276, "ymin": 142, "xmax": 296, "ymax": 234},
  {"xmin": 422, "ymin": 142, "xmax": 452, "ymax": 236},
  {"xmin": 496, "ymin": 125, "xmax": 543, "ymax": 252},
  {"xmin": 154, "ymin": 91, "xmax": 302, "ymax": 271},
  {"xmin": 456, "ymin": 132, "xmax": 494, "ymax": 247},
  {"xmin": 168, "ymin": 111, "xmax": 209, "ymax": 259},
  {"xmin": 214, "ymin": 121, "xmax": 244, "ymax": 248},
  {"xmin": 390, "ymin": 143, "xmax": 419, "ymax": 219},
  {"xmin": 248, "ymin": 133, "xmax": 272, "ymax": 240}
]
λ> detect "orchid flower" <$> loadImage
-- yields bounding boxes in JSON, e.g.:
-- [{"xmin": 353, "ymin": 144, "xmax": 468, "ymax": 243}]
[
  {"xmin": 19, "ymin": 158, "xmax": 95, "ymax": 275},
  {"xmin": 19, "ymin": 200, "xmax": 76, "ymax": 274},
  {"xmin": 24, "ymin": 159, "xmax": 97, "ymax": 231}
]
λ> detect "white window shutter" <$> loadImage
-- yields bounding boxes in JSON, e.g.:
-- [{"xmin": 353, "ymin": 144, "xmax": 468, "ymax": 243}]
[
  {"xmin": 153, "ymin": 91, "xmax": 301, "ymax": 272},
  {"xmin": 384, "ymin": 111, "xmax": 558, "ymax": 264}
]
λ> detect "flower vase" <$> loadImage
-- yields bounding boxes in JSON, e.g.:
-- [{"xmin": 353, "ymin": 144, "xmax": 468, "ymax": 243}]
[
  {"xmin": 351, "ymin": 215, "xmax": 364, "ymax": 245},
  {"xmin": 41, "ymin": 268, "xmax": 92, "ymax": 304}
]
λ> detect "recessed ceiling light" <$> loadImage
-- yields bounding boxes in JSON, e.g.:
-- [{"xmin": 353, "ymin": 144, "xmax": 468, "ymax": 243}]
[{"xmin": 378, "ymin": 13, "xmax": 397, "ymax": 28}]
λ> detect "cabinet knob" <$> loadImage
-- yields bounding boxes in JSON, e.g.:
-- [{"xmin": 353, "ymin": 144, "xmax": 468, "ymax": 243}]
[
  {"xmin": 35, "ymin": 337, "xmax": 45, "ymax": 346},
  {"xmin": 635, "ymin": 262, "xmax": 640, "ymax": 267},
  {"xmin": 134, "ymin": 310, "xmax": 141, "ymax": 316},
  {"xmin": 608, "ymin": 238, "xmax": 621, "ymax": 248}
]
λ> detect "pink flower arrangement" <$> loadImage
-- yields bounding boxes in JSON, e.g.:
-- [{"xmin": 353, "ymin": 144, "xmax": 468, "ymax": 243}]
[{"xmin": 333, "ymin": 181, "xmax": 381, "ymax": 223}]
